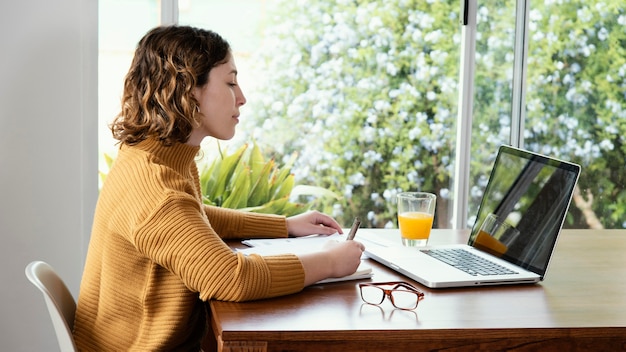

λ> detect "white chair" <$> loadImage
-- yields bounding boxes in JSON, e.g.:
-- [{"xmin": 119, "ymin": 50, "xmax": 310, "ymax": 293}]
[{"xmin": 25, "ymin": 261, "xmax": 78, "ymax": 352}]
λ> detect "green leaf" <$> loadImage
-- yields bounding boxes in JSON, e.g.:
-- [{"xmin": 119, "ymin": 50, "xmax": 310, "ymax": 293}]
[
  {"xmin": 269, "ymin": 152, "xmax": 297, "ymax": 197},
  {"xmin": 273, "ymin": 173, "xmax": 295, "ymax": 200},
  {"xmin": 280, "ymin": 202, "xmax": 311, "ymax": 217},
  {"xmin": 248, "ymin": 196, "xmax": 289, "ymax": 214},
  {"xmin": 247, "ymin": 159, "xmax": 273, "ymax": 207},
  {"xmin": 211, "ymin": 144, "xmax": 248, "ymax": 204},
  {"xmin": 222, "ymin": 165, "xmax": 251, "ymax": 209},
  {"xmin": 291, "ymin": 185, "xmax": 341, "ymax": 200}
]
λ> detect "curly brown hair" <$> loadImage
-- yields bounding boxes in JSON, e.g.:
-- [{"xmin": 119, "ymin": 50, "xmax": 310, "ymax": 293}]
[{"xmin": 111, "ymin": 25, "xmax": 231, "ymax": 146}]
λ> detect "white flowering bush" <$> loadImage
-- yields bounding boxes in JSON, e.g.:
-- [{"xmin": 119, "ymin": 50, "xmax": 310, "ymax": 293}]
[
  {"xmin": 242, "ymin": 0, "xmax": 459, "ymax": 227},
  {"xmin": 241, "ymin": 0, "xmax": 626, "ymax": 228}
]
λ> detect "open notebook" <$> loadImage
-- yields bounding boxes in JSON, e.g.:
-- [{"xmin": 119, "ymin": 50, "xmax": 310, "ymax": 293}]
[
  {"xmin": 361, "ymin": 145, "xmax": 581, "ymax": 288},
  {"xmin": 239, "ymin": 234, "xmax": 373, "ymax": 284}
]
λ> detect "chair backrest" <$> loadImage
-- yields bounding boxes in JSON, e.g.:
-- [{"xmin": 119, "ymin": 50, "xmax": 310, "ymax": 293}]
[{"xmin": 25, "ymin": 261, "xmax": 78, "ymax": 352}]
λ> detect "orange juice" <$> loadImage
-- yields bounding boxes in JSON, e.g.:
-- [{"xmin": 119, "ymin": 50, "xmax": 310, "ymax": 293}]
[{"xmin": 398, "ymin": 211, "xmax": 434, "ymax": 240}]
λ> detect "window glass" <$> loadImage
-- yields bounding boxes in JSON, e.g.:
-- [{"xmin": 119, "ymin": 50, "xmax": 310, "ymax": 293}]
[
  {"xmin": 524, "ymin": 1, "xmax": 625, "ymax": 229},
  {"xmin": 469, "ymin": 0, "xmax": 516, "ymax": 228},
  {"xmin": 101, "ymin": 1, "xmax": 622, "ymax": 229},
  {"xmin": 181, "ymin": 0, "xmax": 461, "ymax": 229},
  {"xmin": 98, "ymin": 0, "xmax": 160, "ymax": 178}
]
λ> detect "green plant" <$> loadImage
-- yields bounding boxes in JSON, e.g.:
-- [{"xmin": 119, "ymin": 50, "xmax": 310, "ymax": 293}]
[{"xmin": 199, "ymin": 142, "xmax": 340, "ymax": 217}]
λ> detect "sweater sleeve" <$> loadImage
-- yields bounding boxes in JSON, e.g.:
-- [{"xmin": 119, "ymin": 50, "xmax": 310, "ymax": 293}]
[
  {"xmin": 132, "ymin": 193, "xmax": 304, "ymax": 301},
  {"xmin": 203, "ymin": 205, "xmax": 289, "ymax": 239}
]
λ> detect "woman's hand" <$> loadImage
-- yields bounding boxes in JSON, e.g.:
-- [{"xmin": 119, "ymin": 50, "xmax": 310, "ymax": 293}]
[
  {"xmin": 286, "ymin": 210, "xmax": 344, "ymax": 237},
  {"xmin": 299, "ymin": 240, "xmax": 365, "ymax": 286},
  {"xmin": 286, "ymin": 211, "xmax": 366, "ymax": 286}
]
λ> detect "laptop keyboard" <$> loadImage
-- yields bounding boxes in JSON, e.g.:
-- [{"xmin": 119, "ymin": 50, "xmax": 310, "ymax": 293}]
[{"xmin": 421, "ymin": 248, "xmax": 518, "ymax": 276}]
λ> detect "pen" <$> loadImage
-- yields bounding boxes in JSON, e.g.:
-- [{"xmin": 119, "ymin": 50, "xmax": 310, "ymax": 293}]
[{"xmin": 346, "ymin": 217, "xmax": 361, "ymax": 241}]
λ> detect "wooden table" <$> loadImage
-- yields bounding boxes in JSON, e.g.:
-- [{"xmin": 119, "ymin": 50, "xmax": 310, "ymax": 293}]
[{"xmin": 209, "ymin": 229, "xmax": 626, "ymax": 351}]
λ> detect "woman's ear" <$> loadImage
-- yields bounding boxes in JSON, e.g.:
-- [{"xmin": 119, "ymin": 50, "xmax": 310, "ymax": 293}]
[
  {"xmin": 191, "ymin": 86, "xmax": 202, "ymax": 112},
  {"xmin": 191, "ymin": 86, "xmax": 200, "ymax": 101}
]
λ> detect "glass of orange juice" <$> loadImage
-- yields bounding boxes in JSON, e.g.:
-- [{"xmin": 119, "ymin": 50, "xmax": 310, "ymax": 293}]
[{"xmin": 397, "ymin": 192, "xmax": 436, "ymax": 247}]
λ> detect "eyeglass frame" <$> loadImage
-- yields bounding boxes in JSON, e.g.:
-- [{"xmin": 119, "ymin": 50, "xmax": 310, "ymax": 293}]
[{"xmin": 358, "ymin": 281, "xmax": 425, "ymax": 310}]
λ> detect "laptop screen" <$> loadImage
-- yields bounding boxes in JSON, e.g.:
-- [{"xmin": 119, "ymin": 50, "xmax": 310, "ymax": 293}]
[{"xmin": 468, "ymin": 145, "xmax": 581, "ymax": 277}]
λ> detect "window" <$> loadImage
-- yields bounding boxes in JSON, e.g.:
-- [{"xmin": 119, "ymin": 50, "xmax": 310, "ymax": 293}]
[
  {"xmin": 470, "ymin": 0, "xmax": 626, "ymax": 230},
  {"xmin": 98, "ymin": 0, "xmax": 626, "ymax": 229},
  {"xmin": 98, "ymin": 0, "xmax": 160, "ymax": 179},
  {"xmin": 523, "ymin": 1, "xmax": 626, "ymax": 229},
  {"xmin": 181, "ymin": 0, "xmax": 463, "ymax": 229},
  {"xmin": 469, "ymin": 0, "xmax": 518, "ymax": 227}
]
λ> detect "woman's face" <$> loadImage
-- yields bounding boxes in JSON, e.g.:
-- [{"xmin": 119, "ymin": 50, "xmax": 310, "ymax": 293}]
[{"xmin": 188, "ymin": 55, "xmax": 246, "ymax": 145}]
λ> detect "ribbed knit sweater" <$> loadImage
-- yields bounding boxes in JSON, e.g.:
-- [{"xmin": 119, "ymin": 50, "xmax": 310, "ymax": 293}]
[{"xmin": 73, "ymin": 138, "xmax": 305, "ymax": 351}]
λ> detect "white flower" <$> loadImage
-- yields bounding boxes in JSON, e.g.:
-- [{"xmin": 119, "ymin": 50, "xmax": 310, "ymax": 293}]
[
  {"xmin": 599, "ymin": 139, "xmax": 614, "ymax": 151},
  {"xmin": 408, "ymin": 127, "xmax": 422, "ymax": 141},
  {"xmin": 368, "ymin": 17, "xmax": 383, "ymax": 31},
  {"xmin": 598, "ymin": 27, "xmax": 609, "ymax": 41},
  {"xmin": 361, "ymin": 150, "xmax": 383, "ymax": 167},
  {"xmin": 348, "ymin": 172, "xmax": 366, "ymax": 186},
  {"xmin": 424, "ymin": 29, "xmax": 443, "ymax": 43},
  {"xmin": 429, "ymin": 50, "xmax": 448, "ymax": 65},
  {"xmin": 343, "ymin": 184, "xmax": 354, "ymax": 198},
  {"xmin": 576, "ymin": 8, "xmax": 592, "ymax": 23},
  {"xmin": 362, "ymin": 126, "xmax": 376, "ymax": 143},
  {"xmin": 332, "ymin": 204, "xmax": 344, "ymax": 218},
  {"xmin": 407, "ymin": 170, "xmax": 419, "ymax": 184},
  {"xmin": 373, "ymin": 99, "xmax": 391, "ymax": 112}
]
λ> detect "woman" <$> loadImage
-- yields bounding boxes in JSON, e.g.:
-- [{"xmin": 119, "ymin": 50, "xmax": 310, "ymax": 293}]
[{"xmin": 73, "ymin": 25, "xmax": 364, "ymax": 351}]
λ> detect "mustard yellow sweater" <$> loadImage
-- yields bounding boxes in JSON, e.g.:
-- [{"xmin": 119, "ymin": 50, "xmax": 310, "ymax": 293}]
[{"xmin": 73, "ymin": 138, "xmax": 305, "ymax": 351}]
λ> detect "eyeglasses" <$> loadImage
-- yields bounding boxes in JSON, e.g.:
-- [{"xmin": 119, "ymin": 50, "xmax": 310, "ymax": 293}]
[{"xmin": 358, "ymin": 281, "xmax": 424, "ymax": 310}]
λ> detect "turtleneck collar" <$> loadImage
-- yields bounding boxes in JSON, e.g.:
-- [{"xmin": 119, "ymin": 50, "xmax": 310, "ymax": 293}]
[{"xmin": 124, "ymin": 138, "xmax": 201, "ymax": 174}]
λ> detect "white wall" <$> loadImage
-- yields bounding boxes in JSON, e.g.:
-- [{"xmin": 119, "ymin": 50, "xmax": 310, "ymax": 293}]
[{"xmin": 0, "ymin": 1, "xmax": 97, "ymax": 350}]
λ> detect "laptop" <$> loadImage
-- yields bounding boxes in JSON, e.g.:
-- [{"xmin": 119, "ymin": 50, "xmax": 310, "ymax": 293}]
[{"xmin": 360, "ymin": 145, "xmax": 581, "ymax": 288}]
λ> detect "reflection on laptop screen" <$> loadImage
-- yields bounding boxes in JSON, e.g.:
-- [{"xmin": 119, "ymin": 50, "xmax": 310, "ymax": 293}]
[{"xmin": 468, "ymin": 146, "xmax": 580, "ymax": 276}]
